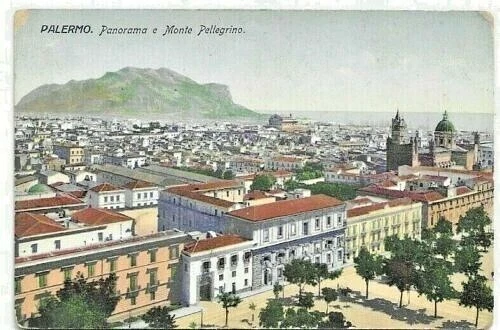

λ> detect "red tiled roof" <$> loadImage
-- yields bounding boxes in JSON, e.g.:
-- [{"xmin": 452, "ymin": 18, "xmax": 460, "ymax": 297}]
[
  {"xmin": 456, "ymin": 186, "xmax": 473, "ymax": 195},
  {"xmin": 187, "ymin": 180, "xmax": 243, "ymax": 192},
  {"xmin": 244, "ymin": 190, "xmax": 270, "ymax": 201},
  {"xmin": 71, "ymin": 208, "xmax": 133, "ymax": 226},
  {"xmin": 421, "ymin": 175, "xmax": 449, "ymax": 182},
  {"xmin": 264, "ymin": 170, "xmax": 294, "ymax": 177},
  {"xmin": 15, "ymin": 195, "xmax": 85, "ymax": 211},
  {"xmin": 183, "ymin": 235, "xmax": 249, "ymax": 254},
  {"xmin": 167, "ymin": 186, "xmax": 236, "ymax": 208},
  {"xmin": 347, "ymin": 198, "xmax": 413, "ymax": 218},
  {"xmin": 90, "ymin": 183, "xmax": 122, "ymax": 193},
  {"xmin": 123, "ymin": 180, "xmax": 157, "ymax": 190},
  {"xmin": 15, "ymin": 213, "xmax": 66, "ymax": 238},
  {"xmin": 228, "ymin": 194, "xmax": 344, "ymax": 222},
  {"xmin": 272, "ymin": 156, "xmax": 304, "ymax": 163}
]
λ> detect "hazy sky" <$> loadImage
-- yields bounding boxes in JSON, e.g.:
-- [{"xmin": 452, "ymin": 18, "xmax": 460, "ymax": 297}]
[{"xmin": 14, "ymin": 10, "xmax": 494, "ymax": 113}]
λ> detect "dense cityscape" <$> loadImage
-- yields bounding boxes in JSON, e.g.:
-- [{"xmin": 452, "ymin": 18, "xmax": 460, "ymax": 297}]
[{"xmin": 13, "ymin": 110, "xmax": 494, "ymax": 328}]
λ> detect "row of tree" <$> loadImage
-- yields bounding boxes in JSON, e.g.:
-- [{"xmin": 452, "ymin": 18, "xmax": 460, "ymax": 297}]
[
  {"xmin": 173, "ymin": 166, "xmax": 235, "ymax": 180},
  {"xmin": 353, "ymin": 206, "xmax": 493, "ymax": 327}
]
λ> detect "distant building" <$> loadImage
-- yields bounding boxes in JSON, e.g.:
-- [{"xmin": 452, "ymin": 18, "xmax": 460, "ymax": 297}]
[
  {"xmin": 266, "ymin": 156, "xmax": 306, "ymax": 171},
  {"xmin": 123, "ymin": 180, "xmax": 159, "ymax": 208},
  {"xmin": 53, "ymin": 144, "xmax": 84, "ymax": 165},
  {"xmin": 88, "ymin": 183, "xmax": 126, "ymax": 210},
  {"xmin": 268, "ymin": 114, "xmax": 298, "ymax": 131}
]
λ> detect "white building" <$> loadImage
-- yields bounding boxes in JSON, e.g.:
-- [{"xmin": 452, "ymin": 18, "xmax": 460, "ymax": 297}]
[
  {"xmin": 123, "ymin": 180, "xmax": 159, "ymax": 208},
  {"xmin": 181, "ymin": 234, "xmax": 254, "ymax": 305},
  {"xmin": 479, "ymin": 142, "xmax": 494, "ymax": 169},
  {"xmin": 88, "ymin": 183, "xmax": 126, "ymax": 209},
  {"xmin": 38, "ymin": 170, "xmax": 70, "ymax": 185},
  {"xmin": 265, "ymin": 156, "xmax": 306, "ymax": 171},
  {"xmin": 15, "ymin": 209, "xmax": 134, "ymax": 258}
]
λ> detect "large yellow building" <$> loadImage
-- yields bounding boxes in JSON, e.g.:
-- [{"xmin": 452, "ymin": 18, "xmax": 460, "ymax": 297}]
[
  {"xmin": 53, "ymin": 144, "xmax": 85, "ymax": 165},
  {"xmin": 344, "ymin": 198, "xmax": 422, "ymax": 262},
  {"xmin": 15, "ymin": 231, "xmax": 192, "ymax": 326}
]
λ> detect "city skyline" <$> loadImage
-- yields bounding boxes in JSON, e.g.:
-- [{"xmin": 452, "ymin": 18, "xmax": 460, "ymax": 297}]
[{"xmin": 15, "ymin": 10, "xmax": 494, "ymax": 114}]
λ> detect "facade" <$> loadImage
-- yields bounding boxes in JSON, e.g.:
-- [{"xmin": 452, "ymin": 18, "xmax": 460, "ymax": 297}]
[
  {"xmin": 157, "ymin": 180, "xmax": 246, "ymax": 232},
  {"xmin": 102, "ymin": 154, "xmax": 147, "ymax": 169},
  {"xmin": 180, "ymin": 235, "xmax": 254, "ymax": 305},
  {"xmin": 265, "ymin": 156, "xmax": 306, "ymax": 171},
  {"xmin": 223, "ymin": 194, "xmax": 346, "ymax": 289},
  {"xmin": 88, "ymin": 183, "xmax": 126, "ymax": 210},
  {"xmin": 478, "ymin": 142, "xmax": 494, "ymax": 169},
  {"xmin": 344, "ymin": 198, "xmax": 422, "ymax": 263},
  {"xmin": 229, "ymin": 157, "xmax": 264, "ymax": 174},
  {"xmin": 386, "ymin": 110, "xmax": 479, "ymax": 171},
  {"xmin": 15, "ymin": 231, "xmax": 191, "ymax": 325},
  {"xmin": 38, "ymin": 170, "xmax": 70, "ymax": 185},
  {"xmin": 268, "ymin": 114, "xmax": 299, "ymax": 131},
  {"xmin": 123, "ymin": 180, "xmax": 159, "ymax": 208},
  {"xmin": 53, "ymin": 144, "xmax": 85, "ymax": 165}
]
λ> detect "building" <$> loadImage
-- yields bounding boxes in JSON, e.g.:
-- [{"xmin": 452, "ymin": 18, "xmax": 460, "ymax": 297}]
[
  {"xmin": 88, "ymin": 183, "xmax": 126, "ymax": 210},
  {"xmin": 478, "ymin": 142, "xmax": 494, "ymax": 169},
  {"xmin": 102, "ymin": 153, "xmax": 147, "ymax": 169},
  {"xmin": 15, "ymin": 231, "xmax": 191, "ymax": 325},
  {"xmin": 123, "ymin": 180, "xmax": 159, "ymax": 208},
  {"xmin": 386, "ymin": 110, "xmax": 479, "ymax": 171},
  {"xmin": 180, "ymin": 234, "xmax": 254, "ymax": 305},
  {"xmin": 223, "ymin": 194, "xmax": 346, "ymax": 289},
  {"xmin": 15, "ymin": 208, "xmax": 134, "ymax": 258},
  {"xmin": 268, "ymin": 114, "xmax": 301, "ymax": 132},
  {"xmin": 229, "ymin": 157, "xmax": 264, "ymax": 174},
  {"xmin": 53, "ymin": 144, "xmax": 85, "ymax": 165},
  {"xmin": 344, "ymin": 198, "xmax": 422, "ymax": 263},
  {"xmin": 15, "ymin": 194, "xmax": 86, "ymax": 215},
  {"xmin": 38, "ymin": 170, "xmax": 70, "ymax": 185},
  {"xmin": 158, "ymin": 180, "xmax": 246, "ymax": 233},
  {"xmin": 265, "ymin": 156, "xmax": 306, "ymax": 171}
]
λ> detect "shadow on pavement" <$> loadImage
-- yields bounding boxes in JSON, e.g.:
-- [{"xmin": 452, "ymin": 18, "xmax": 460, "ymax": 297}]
[
  {"xmin": 439, "ymin": 320, "xmax": 475, "ymax": 329},
  {"xmin": 341, "ymin": 290, "xmax": 436, "ymax": 326}
]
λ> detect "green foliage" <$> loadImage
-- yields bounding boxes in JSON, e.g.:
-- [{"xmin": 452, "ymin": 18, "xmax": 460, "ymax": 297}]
[
  {"xmin": 297, "ymin": 292, "xmax": 315, "ymax": 310},
  {"xmin": 284, "ymin": 179, "xmax": 301, "ymax": 191},
  {"xmin": 459, "ymin": 275, "xmax": 494, "ymax": 327},
  {"xmin": 283, "ymin": 259, "xmax": 317, "ymax": 298},
  {"xmin": 259, "ymin": 299, "xmax": 284, "ymax": 328},
  {"xmin": 454, "ymin": 244, "xmax": 482, "ymax": 276},
  {"xmin": 35, "ymin": 272, "xmax": 119, "ymax": 328},
  {"xmin": 321, "ymin": 288, "xmax": 338, "ymax": 314},
  {"xmin": 383, "ymin": 258, "xmax": 416, "ymax": 308},
  {"xmin": 250, "ymin": 174, "xmax": 277, "ymax": 191},
  {"xmin": 414, "ymin": 258, "xmax": 456, "ymax": 318},
  {"xmin": 434, "ymin": 217, "xmax": 453, "ymax": 236},
  {"xmin": 354, "ymin": 246, "xmax": 384, "ymax": 299},
  {"xmin": 249, "ymin": 302, "xmax": 257, "ymax": 322},
  {"xmin": 222, "ymin": 170, "xmax": 235, "ymax": 179},
  {"xmin": 280, "ymin": 308, "xmax": 324, "ymax": 328},
  {"xmin": 141, "ymin": 306, "xmax": 177, "ymax": 329},
  {"xmin": 456, "ymin": 206, "xmax": 493, "ymax": 252},
  {"xmin": 172, "ymin": 166, "xmax": 235, "ymax": 180},
  {"xmin": 319, "ymin": 311, "xmax": 353, "ymax": 328},
  {"xmin": 217, "ymin": 292, "xmax": 242, "ymax": 327},
  {"xmin": 295, "ymin": 163, "xmax": 324, "ymax": 181},
  {"xmin": 306, "ymin": 182, "xmax": 357, "ymax": 201},
  {"xmin": 273, "ymin": 282, "xmax": 283, "ymax": 299}
]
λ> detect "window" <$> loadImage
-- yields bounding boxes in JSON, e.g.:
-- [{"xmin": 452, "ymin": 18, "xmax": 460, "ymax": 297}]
[
  {"xmin": 219, "ymin": 274, "xmax": 224, "ymax": 281},
  {"xmin": 116, "ymin": 195, "xmax": 120, "ymax": 202},
  {"xmin": 290, "ymin": 223, "xmax": 296, "ymax": 236},
  {"xmin": 327, "ymin": 253, "xmax": 332, "ymax": 264},
  {"xmin": 129, "ymin": 274, "xmax": 138, "ymax": 291},
  {"xmin": 131, "ymin": 296, "xmax": 136, "ymax": 305},
  {"xmin": 63, "ymin": 268, "xmax": 72, "ymax": 280},
  {"xmin": 38, "ymin": 273, "xmax": 47, "ymax": 288},
  {"xmin": 87, "ymin": 263, "xmax": 96, "ymax": 277},
  {"xmin": 226, "ymin": 191, "xmax": 230, "ymax": 197},
  {"xmin": 277, "ymin": 226, "xmax": 284, "ymax": 239},
  {"xmin": 244, "ymin": 267, "xmax": 249, "ymax": 274},
  {"xmin": 137, "ymin": 193, "xmax": 141, "ymax": 199},
  {"xmin": 263, "ymin": 229, "xmax": 270, "ymax": 242},
  {"xmin": 31, "ymin": 244, "xmax": 38, "ymax": 254},
  {"xmin": 130, "ymin": 254, "xmax": 137, "ymax": 267},
  {"xmin": 327, "ymin": 216, "xmax": 332, "ymax": 227},
  {"xmin": 15, "ymin": 278, "xmax": 22, "ymax": 294},
  {"xmin": 150, "ymin": 192, "xmax": 153, "ymax": 198},
  {"xmin": 109, "ymin": 259, "xmax": 117, "ymax": 273},
  {"xmin": 110, "ymin": 196, "xmax": 114, "ymax": 202},
  {"xmin": 150, "ymin": 291, "xmax": 156, "ymax": 301},
  {"xmin": 315, "ymin": 218, "xmax": 320, "ymax": 230},
  {"xmin": 303, "ymin": 222, "xmax": 309, "ymax": 235},
  {"xmin": 231, "ymin": 255, "xmax": 238, "ymax": 267},
  {"xmin": 218, "ymin": 257, "xmax": 225, "ymax": 269},
  {"xmin": 98, "ymin": 232, "xmax": 103, "ymax": 242},
  {"xmin": 104, "ymin": 196, "xmax": 108, "ymax": 203},
  {"xmin": 337, "ymin": 250, "xmax": 342, "ymax": 261},
  {"xmin": 149, "ymin": 269, "xmax": 157, "ymax": 285},
  {"xmin": 143, "ymin": 192, "xmax": 147, "ymax": 199},
  {"xmin": 54, "ymin": 240, "xmax": 61, "ymax": 250},
  {"xmin": 169, "ymin": 245, "xmax": 179, "ymax": 259},
  {"xmin": 244, "ymin": 279, "xmax": 248, "ymax": 286},
  {"xmin": 149, "ymin": 250, "xmax": 157, "ymax": 263},
  {"xmin": 202, "ymin": 261, "xmax": 211, "ymax": 273},
  {"xmin": 232, "ymin": 271, "xmax": 236, "ymax": 278}
]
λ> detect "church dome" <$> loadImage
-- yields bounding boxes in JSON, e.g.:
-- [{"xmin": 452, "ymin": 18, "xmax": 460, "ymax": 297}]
[{"xmin": 435, "ymin": 110, "xmax": 455, "ymax": 132}]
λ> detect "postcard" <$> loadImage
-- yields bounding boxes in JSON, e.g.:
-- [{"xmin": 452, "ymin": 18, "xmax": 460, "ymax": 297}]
[{"xmin": 13, "ymin": 9, "xmax": 494, "ymax": 329}]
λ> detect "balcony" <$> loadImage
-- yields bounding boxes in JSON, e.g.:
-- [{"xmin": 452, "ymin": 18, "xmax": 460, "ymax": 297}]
[
  {"xmin": 146, "ymin": 281, "xmax": 160, "ymax": 293},
  {"xmin": 230, "ymin": 261, "xmax": 238, "ymax": 269},
  {"xmin": 126, "ymin": 285, "xmax": 141, "ymax": 298}
]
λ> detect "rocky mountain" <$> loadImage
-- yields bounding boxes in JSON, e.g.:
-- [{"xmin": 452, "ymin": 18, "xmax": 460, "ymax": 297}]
[{"xmin": 16, "ymin": 67, "xmax": 261, "ymax": 119}]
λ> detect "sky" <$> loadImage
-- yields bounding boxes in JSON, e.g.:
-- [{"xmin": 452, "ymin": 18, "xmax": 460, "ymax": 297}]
[{"xmin": 14, "ymin": 10, "xmax": 494, "ymax": 114}]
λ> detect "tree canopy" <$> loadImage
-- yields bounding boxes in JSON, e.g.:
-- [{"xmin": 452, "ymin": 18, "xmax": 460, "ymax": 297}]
[
  {"xmin": 141, "ymin": 306, "xmax": 177, "ymax": 329},
  {"xmin": 259, "ymin": 299, "xmax": 284, "ymax": 328},
  {"xmin": 283, "ymin": 259, "xmax": 317, "ymax": 298},
  {"xmin": 217, "ymin": 292, "xmax": 242, "ymax": 327},
  {"xmin": 354, "ymin": 246, "xmax": 384, "ymax": 299},
  {"xmin": 459, "ymin": 275, "xmax": 494, "ymax": 327},
  {"xmin": 250, "ymin": 174, "xmax": 276, "ymax": 191}
]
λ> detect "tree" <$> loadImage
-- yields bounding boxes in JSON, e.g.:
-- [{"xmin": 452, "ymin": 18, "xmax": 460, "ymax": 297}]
[
  {"xmin": 307, "ymin": 182, "xmax": 357, "ymax": 201},
  {"xmin": 283, "ymin": 259, "xmax": 316, "ymax": 299},
  {"xmin": 321, "ymin": 287, "xmax": 338, "ymax": 314},
  {"xmin": 383, "ymin": 258, "xmax": 415, "ymax": 308},
  {"xmin": 259, "ymin": 299, "xmax": 284, "ymax": 328},
  {"xmin": 319, "ymin": 311, "xmax": 353, "ymax": 329},
  {"xmin": 280, "ymin": 308, "xmax": 323, "ymax": 329},
  {"xmin": 250, "ymin": 174, "xmax": 276, "ymax": 191},
  {"xmin": 35, "ymin": 272, "xmax": 119, "ymax": 328},
  {"xmin": 415, "ymin": 259, "xmax": 456, "ymax": 318},
  {"xmin": 459, "ymin": 275, "xmax": 493, "ymax": 327},
  {"xmin": 214, "ymin": 168, "xmax": 224, "ymax": 178},
  {"xmin": 297, "ymin": 292, "xmax": 315, "ymax": 310},
  {"xmin": 273, "ymin": 282, "xmax": 283, "ymax": 299},
  {"xmin": 434, "ymin": 216, "xmax": 453, "ymax": 236},
  {"xmin": 284, "ymin": 179, "xmax": 301, "ymax": 191},
  {"xmin": 454, "ymin": 243, "xmax": 482, "ymax": 276},
  {"xmin": 249, "ymin": 302, "xmax": 257, "ymax": 323},
  {"xmin": 312, "ymin": 263, "xmax": 341, "ymax": 297},
  {"xmin": 354, "ymin": 246, "xmax": 383, "ymax": 299},
  {"xmin": 222, "ymin": 170, "xmax": 235, "ymax": 179},
  {"xmin": 141, "ymin": 306, "xmax": 177, "ymax": 328},
  {"xmin": 217, "ymin": 292, "xmax": 242, "ymax": 327},
  {"xmin": 456, "ymin": 206, "xmax": 493, "ymax": 252}
]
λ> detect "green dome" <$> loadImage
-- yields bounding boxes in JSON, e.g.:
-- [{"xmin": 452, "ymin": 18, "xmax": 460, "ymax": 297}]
[
  {"xmin": 28, "ymin": 183, "xmax": 52, "ymax": 194},
  {"xmin": 435, "ymin": 110, "xmax": 455, "ymax": 132}
]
